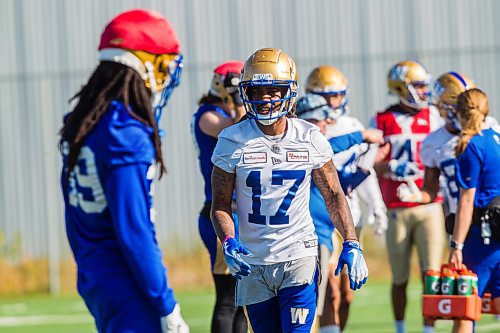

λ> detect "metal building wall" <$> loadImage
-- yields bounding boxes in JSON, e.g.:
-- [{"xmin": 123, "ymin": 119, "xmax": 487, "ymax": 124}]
[{"xmin": 1, "ymin": 0, "xmax": 499, "ymax": 261}]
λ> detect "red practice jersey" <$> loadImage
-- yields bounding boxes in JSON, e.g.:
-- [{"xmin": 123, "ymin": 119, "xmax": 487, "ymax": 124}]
[{"xmin": 374, "ymin": 104, "xmax": 444, "ymax": 209}]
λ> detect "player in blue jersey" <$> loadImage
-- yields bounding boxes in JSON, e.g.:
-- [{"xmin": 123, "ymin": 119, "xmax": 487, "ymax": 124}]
[
  {"xmin": 192, "ymin": 60, "xmax": 248, "ymax": 333},
  {"xmin": 210, "ymin": 48, "xmax": 368, "ymax": 333},
  {"xmin": 296, "ymin": 93, "xmax": 384, "ymax": 333},
  {"xmin": 448, "ymin": 88, "xmax": 500, "ymax": 333},
  {"xmin": 59, "ymin": 9, "xmax": 188, "ymax": 333},
  {"xmin": 305, "ymin": 67, "xmax": 386, "ymax": 333}
]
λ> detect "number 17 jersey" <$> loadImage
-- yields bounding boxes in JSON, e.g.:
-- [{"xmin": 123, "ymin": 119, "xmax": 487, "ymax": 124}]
[{"xmin": 212, "ymin": 118, "xmax": 334, "ymax": 265}]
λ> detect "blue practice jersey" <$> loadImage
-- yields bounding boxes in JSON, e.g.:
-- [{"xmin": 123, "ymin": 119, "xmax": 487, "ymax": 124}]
[
  {"xmin": 328, "ymin": 131, "xmax": 363, "ymax": 153},
  {"xmin": 61, "ymin": 101, "xmax": 176, "ymax": 316},
  {"xmin": 192, "ymin": 104, "xmax": 232, "ymax": 203},
  {"xmin": 310, "ymin": 131, "xmax": 364, "ymax": 250},
  {"xmin": 310, "ymin": 181, "xmax": 334, "ymax": 251},
  {"xmin": 456, "ymin": 128, "xmax": 500, "ymax": 208}
]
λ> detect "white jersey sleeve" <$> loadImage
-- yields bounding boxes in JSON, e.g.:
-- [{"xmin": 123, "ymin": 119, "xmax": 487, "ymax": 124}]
[
  {"xmin": 420, "ymin": 135, "xmax": 438, "ymax": 168},
  {"xmin": 429, "ymin": 106, "xmax": 445, "ymax": 132},
  {"xmin": 420, "ymin": 126, "xmax": 454, "ymax": 168},
  {"xmin": 486, "ymin": 115, "xmax": 499, "ymax": 128},
  {"xmin": 212, "ymin": 136, "xmax": 242, "ymax": 173},
  {"xmin": 310, "ymin": 129, "xmax": 334, "ymax": 169},
  {"xmin": 357, "ymin": 171, "xmax": 386, "ymax": 211}
]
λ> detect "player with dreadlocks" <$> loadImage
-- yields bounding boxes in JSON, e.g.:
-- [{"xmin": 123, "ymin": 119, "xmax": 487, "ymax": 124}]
[{"xmin": 59, "ymin": 9, "xmax": 188, "ymax": 333}]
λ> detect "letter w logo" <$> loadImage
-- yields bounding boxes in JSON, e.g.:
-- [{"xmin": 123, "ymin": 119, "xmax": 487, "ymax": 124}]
[{"xmin": 290, "ymin": 307, "xmax": 309, "ymax": 324}]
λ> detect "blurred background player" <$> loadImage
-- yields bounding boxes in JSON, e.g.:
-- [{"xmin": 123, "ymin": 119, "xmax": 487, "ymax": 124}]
[
  {"xmin": 59, "ymin": 9, "xmax": 188, "ymax": 333},
  {"xmin": 191, "ymin": 60, "xmax": 248, "ymax": 333},
  {"xmin": 396, "ymin": 71, "xmax": 499, "ymax": 333},
  {"xmin": 372, "ymin": 60, "xmax": 445, "ymax": 333},
  {"xmin": 295, "ymin": 93, "xmax": 384, "ymax": 333},
  {"xmin": 448, "ymin": 88, "xmax": 500, "ymax": 333},
  {"xmin": 210, "ymin": 48, "xmax": 368, "ymax": 333},
  {"xmin": 305, "ymin": 66, "xmax": 387, "ymax": 332},
  {"xmin": 397, "ymin": 72, "xmax": 497, "ymax": 233}
]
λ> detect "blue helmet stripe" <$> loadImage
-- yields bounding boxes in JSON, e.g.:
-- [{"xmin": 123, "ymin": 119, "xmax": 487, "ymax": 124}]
[{"xmin": 448, "ymin": 71, "xmax": 468, "ymax": 89}]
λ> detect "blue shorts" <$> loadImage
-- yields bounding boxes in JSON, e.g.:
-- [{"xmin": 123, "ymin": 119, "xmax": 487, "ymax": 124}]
[
  {"xmin": 244, "ymin": 270, "xmax": 318, "ymax": 333},
  {"xmin": 85, "ymin": 297, "xmax": 162, "ymax": 333},
  {"xmin": 463, "ymin": 226, "xmax": 500, "ymax": 298},
  {"xmin": 198, "ymin": 209, "xmax": 239, "ymax": 273}
]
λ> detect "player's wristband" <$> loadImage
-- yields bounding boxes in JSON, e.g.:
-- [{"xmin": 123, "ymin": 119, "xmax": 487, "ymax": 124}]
[
  {"xmin": 449, "ymin": 239, "xmax": 464, "ymax": 250},
  {"xmin": 222, "ymin": 235, "xmax": 234, "ymax": 244}
]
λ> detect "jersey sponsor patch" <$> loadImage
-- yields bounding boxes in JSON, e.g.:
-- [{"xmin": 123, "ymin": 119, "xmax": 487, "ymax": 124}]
[
  {"xmin": 303, "ymin": 239, "xmax": 318, "ymax": 248},
  {"xmin": 243, "ymin": 152, "xmax": 267, "ymax": 164},
  {"xmin": 286, "ymin": 150, "xmax": 309, "ymax": 162}
]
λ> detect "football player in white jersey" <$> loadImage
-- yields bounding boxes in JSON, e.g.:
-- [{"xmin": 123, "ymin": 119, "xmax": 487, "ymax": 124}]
[
  {"xmin": 397, "ymin": 72, "xmax": 498, "ymax": 231},
  {"xmin": 306, "ymin": 66, "xmax": 387, "ymax": 332},
  {"xmin": 307, "ymin": 66, "xmax": 388, "ymax": 233},
  {"xmin": 210, "ymin": 48, "xmax": 368, "ymax": 333},
  {"xmin": 372, "ymin": 61, "xmax": 446, "ymax": 333}
]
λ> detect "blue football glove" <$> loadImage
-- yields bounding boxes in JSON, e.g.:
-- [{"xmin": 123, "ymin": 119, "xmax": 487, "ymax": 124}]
[
  {"xmin": 335, "ymin": 241, "xmax": 369, "ymax": 290},
  {"xmin": 222, "ymin": 236, "xmax": 252, "ymax": 280},
  {"xmin": 388, "ymin": 159, "xmax": 420, "ymax": 178}
]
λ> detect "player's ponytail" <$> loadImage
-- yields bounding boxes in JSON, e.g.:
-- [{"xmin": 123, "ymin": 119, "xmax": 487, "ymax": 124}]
[{"xmin": 455, "ymin": 88, "xmax": 489, "ymax": 156}]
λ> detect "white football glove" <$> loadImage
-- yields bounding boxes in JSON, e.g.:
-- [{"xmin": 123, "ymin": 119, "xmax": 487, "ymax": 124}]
[
  {"xmin": 161, "ymin": 304, "xmax": 189, "ymax": 333},
  {"xmin": 397, "ymin": 179, "xmax": 423, "ymax": 203},
  {"xmin": 366, "ymin": 207, "xmax": 388, "ymax": 236}
]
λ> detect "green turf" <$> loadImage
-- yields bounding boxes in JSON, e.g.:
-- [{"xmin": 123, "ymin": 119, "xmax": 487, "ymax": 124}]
[{"xmin": 0, "ymin": 281, "xmax": 498, "ymax": 332}]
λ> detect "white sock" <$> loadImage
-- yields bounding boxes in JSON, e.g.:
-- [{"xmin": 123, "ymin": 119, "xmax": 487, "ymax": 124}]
[
  {"xmin": 423, "ymin": 325, "xmax": 434, "ymax": 333},
  {"xmin": 320, "ymin": 325, "xmax": 341, "ymax": 333},
  {"xmin": 395, "ymin": 320, "xmax": 406, "ymax": 333}
]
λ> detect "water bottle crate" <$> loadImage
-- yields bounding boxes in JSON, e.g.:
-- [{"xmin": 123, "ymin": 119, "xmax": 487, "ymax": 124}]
[{"xmin": 422, "ymin": 295, "xmax": 482, "ymax": 320}]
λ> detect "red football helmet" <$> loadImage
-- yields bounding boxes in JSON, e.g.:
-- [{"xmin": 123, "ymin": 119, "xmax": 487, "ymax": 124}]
[
  {"xmin": 98, "ymin": 9, "xmax": 183, "ymax": 121},
  {"xmin": 209, "ymin": 60, "xmax": 244, "ymax": 109}
]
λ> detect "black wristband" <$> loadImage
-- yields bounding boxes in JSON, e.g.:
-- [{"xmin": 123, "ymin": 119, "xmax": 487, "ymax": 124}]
[{"xmin": 449, "ymin": 239, "xmax": 464, "ymax": 250}]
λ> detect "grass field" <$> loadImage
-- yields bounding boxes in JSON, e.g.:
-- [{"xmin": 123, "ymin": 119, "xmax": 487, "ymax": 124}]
[{"xmin": 0, "ymin": 281, "xmax": 498, "ymax": 333}]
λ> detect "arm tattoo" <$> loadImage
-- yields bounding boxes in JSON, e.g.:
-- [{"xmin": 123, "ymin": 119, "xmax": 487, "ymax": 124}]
[
  {"xmin": 312, "ymin": 160, "xmax": 358, "ymax": 241},
  {"xmin": 211, "ymin": 166, "xmax": 237, "ymax": 242}
]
